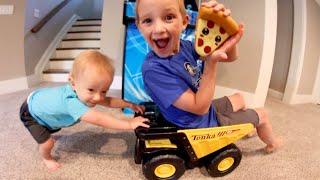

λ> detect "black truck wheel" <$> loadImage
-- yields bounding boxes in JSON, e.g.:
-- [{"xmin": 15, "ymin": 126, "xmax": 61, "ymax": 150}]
[
  {"xmin": 142, "ymin": 155, "xmax": 185, "ymax": 180},
  {"xmin": 205, "ymin": 143, "xmax": 242, "ymax": 177},
  {"xmin": 134, "ymin": 138, "xmax": 144, "ymax": 164}
]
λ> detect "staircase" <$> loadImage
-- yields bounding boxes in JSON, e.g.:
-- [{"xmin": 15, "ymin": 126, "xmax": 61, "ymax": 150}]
[{"xmin": 42, "ymin": 18, "xmax": 102, "ymax": 82}]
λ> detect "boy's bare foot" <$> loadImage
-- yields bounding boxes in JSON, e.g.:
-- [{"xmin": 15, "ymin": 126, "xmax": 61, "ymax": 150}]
[
  {"xmin": 43, "ymin": 158, "xmax": 61, "ymax": 172},
  {"xmin": 264, "ymin": 137, "xmax": 283, "ymax": 153}
]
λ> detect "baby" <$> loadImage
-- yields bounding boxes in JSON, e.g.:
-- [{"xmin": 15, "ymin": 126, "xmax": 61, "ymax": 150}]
[{"xmin": 20, "ymin": 50, "xmax": 149, "ymax": 171}]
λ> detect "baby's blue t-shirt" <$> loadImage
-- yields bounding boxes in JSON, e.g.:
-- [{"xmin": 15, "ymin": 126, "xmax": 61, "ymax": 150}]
[{"xmin": 27, "ymin": 84, "xmax": 89, "ymax": 130}]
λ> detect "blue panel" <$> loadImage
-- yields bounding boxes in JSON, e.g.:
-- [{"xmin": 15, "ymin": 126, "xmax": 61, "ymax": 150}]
[{"xmin": 125, "ymin": 2, "xmax": 136, "ymax": 17}]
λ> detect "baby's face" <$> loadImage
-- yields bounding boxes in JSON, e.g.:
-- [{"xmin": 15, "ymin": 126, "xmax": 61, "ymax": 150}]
[
  {"xmin": 136, "ymin": 0, "xmax": 188, "ymax": 58},
  {"xmin": 71, "ymin": 69, "xmax": 112, "ymax": 107}
]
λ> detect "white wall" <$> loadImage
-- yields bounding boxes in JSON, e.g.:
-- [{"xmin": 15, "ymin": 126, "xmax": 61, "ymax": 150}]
[
  {"xmin": 77, "ymin": 0, "xmax": 104, "ymax": 19},
  {"xmin": 24, "ymin": 0, "xmax": 63, "ymax": 35},
  {"xmin": 100, "ymin": 0, "xmax": 125, "ymax": 77},
  {"xmin": 283, "ymin": 0, "xmax": 320, "ymax": 104},
  {"xmin": 0, "ymin": 1, "xmax": 27, "ymax": 94},
  {"xmin": 269, "ymin": 0, "xmax": 293, "ymax": 96},
  {"xmin": 0, "ymin": 0, "xmax": 84, "ymax": 95}
]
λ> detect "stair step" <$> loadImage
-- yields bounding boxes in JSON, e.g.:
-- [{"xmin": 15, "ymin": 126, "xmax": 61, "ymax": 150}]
[
  {"xmin": 49, "ymin": 60, "xmax": 73, "ymax": 69},
  {"xmin": 50, "ymin": 58, "xmax": 74, "ymax": 61},
  {"xmin": 74, "ymin": 20, "xmax": 101, "ymax": 25},
  {"xmin": 68, "ymin": 30, "xmax": 101, "ymax": 33},
  {"xmin": 56, "ymin": 47, "xmax": 100, "ymax": 50},
  {"xmin": 42, "ymin": 18, "xmax": 104, "ymax": 83},
  {"xmin": 70, "ymin": 26, "xmax": 101, "ymax": 32},
  {"xmin": 62, "ymin": 38, "xmax": 100, "ymax": 41},
  {"xmin": 65, "ymin": 32, "xmax": 100, "ymax": 39},
  {"xmin": 77, "ymin": 18, "xmax": 101, "ymax": 21},
  {"xmin": 43, "ymin": 69, "xmax": 70, "ymax": 74},
  {"xmin": 42, "ymin": 73, "xmax": 69, "ymax": 82},
  {"xmin": 53, "ymin": 49, "xmax": 100, "ymax": 58},
  {"xmin": 59, "ymin": 40, "xmax": 100, "ymax": 48},
  {"xmin": 72, "ymin": 24, "xmax": 101, "ymax": 27}
]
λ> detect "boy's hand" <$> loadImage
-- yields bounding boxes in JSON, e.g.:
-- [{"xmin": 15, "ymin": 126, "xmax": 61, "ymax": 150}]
[
  {"xmin": 129, "ymin": 116, "xmax": 150, "ymax": 129},
  {"xmin": 128, "ymin": 103, "xmax": 145, "ymax": 114},
  {"xmin": 201, "ymin": 0, "xmax": 231, "ymax": 17},
  {"xmin": 200, "ymin": 0, "xmax": 243, "ymax": 63},
  {"xmin": 204, "ymin": 24, "xmax": 244, "ymax": 62}
]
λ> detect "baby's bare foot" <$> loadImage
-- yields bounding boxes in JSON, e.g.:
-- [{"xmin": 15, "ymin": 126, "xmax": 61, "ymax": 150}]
[
  {"xmin": 43, "ymin": 159, "xmax": 61, "ymax": 172},
  {"xmin": 264, "ymin": 137, "xmax": 283, "ymax": 153}
]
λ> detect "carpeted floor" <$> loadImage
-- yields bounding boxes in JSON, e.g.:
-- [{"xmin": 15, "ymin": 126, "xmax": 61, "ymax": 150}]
[{"xmin": 1, "ymin": 82, "xmax": 320, "ymax": 180}]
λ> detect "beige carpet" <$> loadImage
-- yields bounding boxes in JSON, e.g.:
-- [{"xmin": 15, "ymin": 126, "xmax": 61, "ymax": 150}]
[{"xmin": 1, "ymin": 82, "xmax": 320, "ymax": 180}]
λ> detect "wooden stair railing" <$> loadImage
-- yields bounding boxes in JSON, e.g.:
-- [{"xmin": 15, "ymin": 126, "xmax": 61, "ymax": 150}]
[{"xmin": 31, "ymin": 0, "xmax": 71, "ymax": 33}]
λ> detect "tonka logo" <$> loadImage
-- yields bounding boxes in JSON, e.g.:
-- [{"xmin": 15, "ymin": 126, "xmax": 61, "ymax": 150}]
[
  {"xmin": 191, "ymin": 129, "xmax": 241, "ymax": 141},
  {"xmin": 192, "ymin": 133, "xmax": 215, "ymax": 140}
]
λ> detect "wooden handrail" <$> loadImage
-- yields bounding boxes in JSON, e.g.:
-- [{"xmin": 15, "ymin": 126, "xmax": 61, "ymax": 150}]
[{"xmin": 31, "ymin": 0, "xmax": 71, "ymax": 33}]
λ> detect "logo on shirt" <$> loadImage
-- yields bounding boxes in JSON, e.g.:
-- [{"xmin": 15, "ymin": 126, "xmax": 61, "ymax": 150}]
[
  {"xmin": 184, "ymin": 62, "xmax": 196, "ymax": 76},
  {"xmin": 184, "ymin": 61, "xmax": 202, "ymax": 88}
]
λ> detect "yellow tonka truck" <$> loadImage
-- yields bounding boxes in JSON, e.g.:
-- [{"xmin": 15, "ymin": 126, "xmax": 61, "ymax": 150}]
[{"xmin": 134, "ymin": 102, "xmax": 254, "ymax": 180}]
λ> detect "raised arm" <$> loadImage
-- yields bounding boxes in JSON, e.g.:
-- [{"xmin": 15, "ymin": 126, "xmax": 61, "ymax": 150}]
[
  {"xmin": 217, "ymin": 24, "xmax": 244, "ymax": 62},
  {"xmin": 173, "ymin": 55, "xmax": 218, "ymax": 115},
  {"xmin": 173, "ymin": 22, "xmax": 243, "ymax": 115}
]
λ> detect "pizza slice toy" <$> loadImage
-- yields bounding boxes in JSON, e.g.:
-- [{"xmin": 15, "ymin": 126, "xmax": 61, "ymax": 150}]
[{"xmin": 195, "ymin": 6, "xmax": 239, "ymax": 57}]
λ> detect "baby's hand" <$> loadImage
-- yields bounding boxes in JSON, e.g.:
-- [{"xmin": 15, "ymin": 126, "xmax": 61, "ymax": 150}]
[
  {"xmin": 128, "ymin": 103, "xmax": 145, "ymax": 114},
  {"xmin": 129, "ymin": 116, "xmax": 150, "ymax": 129},
  {"xmin": 201, "ymin": 0, "xmax": 231, "ymax": 17}
]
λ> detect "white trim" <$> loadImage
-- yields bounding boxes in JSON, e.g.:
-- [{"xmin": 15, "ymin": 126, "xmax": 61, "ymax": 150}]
[
  {"xmin": 35, "ymin": 14, "xmax": 79, "ymax": 75},
  {"xmin": 110, "ymin": 76, "xmax": 122, "ymax": 90},
  {"xmin": 268, "ymin": 88, "xmax": 284, "ymax": 100},
  {"xmin": 42, "ymin": 74, "xmax": 69, "ymax": 82},
  {"xmin": 313, "ymin": 56, "xmax": 320, "ymax": 104},
  {"xmin": 253, "ymin": 0, "xmax": 278, "ymax": 107},
  {"xmin": 270, "ymin": 56, "xmax": 320, "ymax": 105},
  {"xmin": 291, "ymin": 94, "xmax": 314, "ymax": 104},
  {"xmin": 0, "ymin": 77, "xmax": 28, "ymax": 95},
  {"xmin": 214, "ymin": 85, "xmax": 256, "ymax": 109},
  {"xmin": 26, "ymin": 74, "xmax": 41, "ymax": 88},
  {"xmin": 283, "ymin": 0, "xmax": 306, "ymax": 104}
]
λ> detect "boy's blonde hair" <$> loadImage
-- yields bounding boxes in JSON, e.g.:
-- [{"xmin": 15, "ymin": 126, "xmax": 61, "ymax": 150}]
[
  {"xmin": 70, "ymin": 50, "xmax": 114, "ymax": 80},
  {"xmin": 135, "ymin": 0, "xmax": 187, "ymax": 23}
]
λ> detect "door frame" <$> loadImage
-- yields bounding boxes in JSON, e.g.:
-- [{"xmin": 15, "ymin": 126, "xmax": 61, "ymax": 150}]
[{"xmin": 283, "ymin": 0, "xmax": 307, "ymax": 104}]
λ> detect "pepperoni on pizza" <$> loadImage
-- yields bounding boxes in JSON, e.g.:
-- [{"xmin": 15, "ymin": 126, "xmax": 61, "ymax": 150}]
[{"xmin": 195, "ymin": 6, "xmax": 239, "ymax": 57}]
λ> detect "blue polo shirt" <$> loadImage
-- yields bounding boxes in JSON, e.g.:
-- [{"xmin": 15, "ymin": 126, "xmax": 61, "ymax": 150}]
[
  {"xmin": 27, "ymin": 84, "xmax": 89, "ymax": 130},
  {"xmin": 142, "ymin": 40, "xmax": 218, "ymax": 128}
]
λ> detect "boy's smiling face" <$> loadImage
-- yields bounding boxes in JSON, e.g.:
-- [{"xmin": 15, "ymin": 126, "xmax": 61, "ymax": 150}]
[{"xmin": 136, "ymin": 0, "xmax": 189, "ymax": 58}]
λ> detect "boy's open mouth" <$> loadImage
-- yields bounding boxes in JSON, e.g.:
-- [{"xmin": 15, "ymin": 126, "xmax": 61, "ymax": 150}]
[{"xmin": 153, "ymin": 38, "xmax": 169, "ymax": 49}]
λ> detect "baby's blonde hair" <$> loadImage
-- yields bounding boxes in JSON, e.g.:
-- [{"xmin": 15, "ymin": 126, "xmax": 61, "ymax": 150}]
[
  {"xmin": 70, "ymin": 50, "xmax": 114, "ymax": 80},
  {"xmin": 135, "ymin": 0, "xmax": 187, "ymax": 23}
]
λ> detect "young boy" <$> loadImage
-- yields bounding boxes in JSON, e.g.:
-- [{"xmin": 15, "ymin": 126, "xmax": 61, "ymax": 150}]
[
  {"xmin": 19, "ymin": 50, "xmax": 149, "ymax": 172},
  {"xmin": 136, "ymin": 0, "xmax": 282, "ymax": 153}
]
